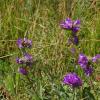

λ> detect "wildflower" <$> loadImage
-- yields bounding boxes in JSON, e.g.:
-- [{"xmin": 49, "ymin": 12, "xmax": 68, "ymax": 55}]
[
  {"xmin": 24, "ymin": 53, "xmax": 33, "ymax": 61},
  {"xmin": 78, "ymin": 54, "xmax": 88, "ymax": 68},
  {"xmin": 18, "ymin": 67, "xmax": 28, "ymax": 75},
  {"xmin": 60, "ymin": 18, "xmax": 72, "ymax": 30},
  {"xmin": 72, "ymin": 20, "xmax": 80, "ymax": 33},
  {"xmin": 17, "ymin": 38, "xmax": 32, "ymax": 48},
  {"xmin": 16, "ymin": 53, "xmax": 33, "ymax": 66},
  {"xmin": 63, "ymin": 73, "xmax": 82, "ymax": 88},
  {"xmin": 60, "ymin": 18, "xmax": 80, "ymax": 33},
  {"xmin": 73, "ymin": 35, "xmax": 79, "ymax": 45},
  {"xmin": 78, "ymin": 54, "xmax": 94, "ymax": 76},
  {"xmin": 92, "ymin": 54, "xmax": 100, "ymax": 62},
  {"xmin": 84, "ymin": 66, "xmax": 93, "ymax": 76},
  {"xmin": 16, "ymin": 57, "xmax": 24, "ymax": 64},
  {"xmin": 24, "ymin": 53, "xmax": 33, "ymax": 66}
]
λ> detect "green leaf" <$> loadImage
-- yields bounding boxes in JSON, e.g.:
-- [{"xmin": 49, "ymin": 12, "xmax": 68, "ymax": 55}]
[
  {"xmin": 82, "ymin": 87, "xmax": 95, "ymax": 100},
  {"xmin": 4, "ymin": 75, "xmax": 15, "ymax": 95}
]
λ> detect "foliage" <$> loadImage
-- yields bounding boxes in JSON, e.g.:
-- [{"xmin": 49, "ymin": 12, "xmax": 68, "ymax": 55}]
[{"xmin": 0, "ymin": 0, "xmax": 100, "ymax": 100}]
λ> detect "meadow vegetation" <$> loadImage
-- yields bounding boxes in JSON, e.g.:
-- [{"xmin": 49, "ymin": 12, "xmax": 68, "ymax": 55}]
[{"xmin": 0, "ymin": 0, "xmax": 100, "ymax": 100}]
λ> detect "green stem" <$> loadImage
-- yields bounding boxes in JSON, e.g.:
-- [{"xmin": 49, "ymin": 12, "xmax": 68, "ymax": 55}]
[
  {"xmin": 26, "ymin": 75, "xmax": 35, "ymax": 92},
  {"xmin": 73, "ymin": 89, "xmax": 76, "ymax": 100}
]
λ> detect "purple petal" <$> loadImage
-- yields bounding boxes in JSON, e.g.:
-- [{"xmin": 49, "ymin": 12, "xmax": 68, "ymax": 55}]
[
  {"xmin": 24, "ymin": 53, "xmax": 32, "ymax": 61},
  {"xmin": 73, "ymin": 36, "xmax": 79, "ymax": 45},
  {"xmin": 73, "ymin": 20, "xmax": 80, "ymax": 25},
  {"xmin": 17, "ymin": 38, "xmax": 32, "ymax": 48},
  {"xmin": 72, "ymin": 20, "xmax": 80, "ymax": 32},
  {"xmin": 18, "ymin": 67, "xmax": 28, "ymax": 75},
  {"xmin": 17, "ymin": 38, "xmax": 23, "ymax": 48},
  {"xmin": 84, "ymin": 66, "xmax": 93, "ymax": 76},
  {"xmin": 16, "ymin": 57, "xmax": 24, "ymax": 64},
  {"xmin": 78, "ymin": 54, "xmax": 88, "ymax": 69},
  {"xmin": 63, "ymin": 73, "xmax": 82, "ymax": 88},
  {"xmin": 72, "ymin": 27, "xmax": 80, "ymax": 33},
  {"xmin": 60, "ymin": 18, "xmax": 73, "ymax": 29}
]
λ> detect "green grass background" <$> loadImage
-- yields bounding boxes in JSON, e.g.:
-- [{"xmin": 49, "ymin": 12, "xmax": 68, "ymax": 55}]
[{"xmin": 0, "ymin": 0, "xmax": 100, "ymax": 99}]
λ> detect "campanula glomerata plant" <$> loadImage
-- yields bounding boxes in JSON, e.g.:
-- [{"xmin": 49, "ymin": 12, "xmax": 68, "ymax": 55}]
[
  {"xmin": 60, "ymin": 18, "xmax": 80, "ymax": 45},
  {"xmin": 61, "ymin": 18, "xmax": 100, "ymax": 99},
  {"xmin": 15, "ymin": 17, "xmax": 100, "ymax": 99},
  {"xmin": 63, "ymin": 73, "xmax": 82, "ymax": 88},
  {"xmin": 16, "ymin": 37, "xmax": 33, "ymax": 75},
  {"xmin": 1, "ymin": 1, "xmax": 100, "ymax": 100}
]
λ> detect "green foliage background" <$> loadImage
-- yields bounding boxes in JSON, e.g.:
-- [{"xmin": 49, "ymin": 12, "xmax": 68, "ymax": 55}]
[{"xmin": 0, "ymin": 0, "xmax": 100, "ymax": 99}]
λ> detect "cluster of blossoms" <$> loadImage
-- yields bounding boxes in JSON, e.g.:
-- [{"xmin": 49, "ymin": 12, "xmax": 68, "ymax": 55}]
[
  {"xmin": 17, "ymin": 38, "xmax": 32, "ymax": 48},
  {"xmin": 63, "ymin": 73, "xmax": 82, "ymax": 88},
  {"xmin": 16, "ymin": 38, "xmax": 33, "ymax": 75},
  {"xmin": 61, "ymin": 18, "xmax": 100, "ymax": 88},
  {"xmin": 61, "ymin": 18, "xmax": 82, "ymax": 88},
  {"xmin": 78, "ymin": 54, "xmax": 93, "ymax": 76},
  {"xmin": 78, "ymin": 54, "xmax": 100, "ymax": 76},
  {"xmin": 60, "ymin": 18, "xmax": 80, "ymax": 45},
  {"xmin": 63, "ymin": 53, "xmax": 100, "ymax": 88}
]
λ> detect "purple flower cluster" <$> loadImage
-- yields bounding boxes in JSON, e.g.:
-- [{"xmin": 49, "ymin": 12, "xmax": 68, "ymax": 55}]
[
  {"xmin": 61, "ymin": 17, "xmax": 99, "ymax": 89},
  {"xmin": 16, "ymin": 53, "xmax": 33, "ymax": 66},
  {"xmin": 63, "ymin": 53, "xmax": 99, "ymax": 88},
  {"xmin": 17, "ymin": 38, "xmax": 32, "ymax": 49},
  {"xmin": 63, "ymin": 73, "xmax": 82, "ymax": 88},
  {"xmin": 16, "ymin": 37, "xmax": 33, "ymax": 75},
  {"xmin": 78, "ymin": 54, "xmax": 93, "ymax": 76},
  {"xmin": 18, "ymin": 67, "xmax": 28, "ymax": 75},
  {"xmin": 60, "ymin": 18, "xmax": 80, "ymax": 32},
  {"xmin": 61, "ymin": 18, "xmax": 82, "ymax": 88},
  {"xmin": 60, "ymin": 18, "xmax": 80, "ymax": 45},
  {"xmin": 78, "ymin": 54, "xmax": 88, "ymax": 69}
]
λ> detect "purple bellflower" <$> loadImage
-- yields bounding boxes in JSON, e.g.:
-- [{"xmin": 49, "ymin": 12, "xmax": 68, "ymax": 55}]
[
  {"xmin": 60, "ymin": 18, "xmax": 80, "ymax": 33},
  {"xmin": 24, "ymin": 53, "xmax": 33, "ymax": 61},
  {"xmin": 60, "ymin": 18, "xmax": 72, "ymax": 30},
  {"xmin": 73, "ymin": 35, "xmax": 79, "ymax": 45},
  {"xmin": 78, "ymin": 54, "xmax": 94, "ymax": 76},
  {"xmin": 17, "ymin": 35, "xmax": 33, "ymax": 75},
  {"xmin": 72, "ymin": 20, "xmax": 80, "ymax": 33},
  {"xmin": 17, "ymin": 38, "xmax": 32, "ymax": 48},
  {"xmin": 78, "ymin": 54, "xmax": 88, "ymax": 68},
  {"xmin": 18, "ymin": 67, "xmax": 28, "ymax": 75},
  {"xmin": 16, "ymin": 57, "xmax": 24, "ymax": 64},
  {"xmin": 63, "ymin": 73, "xmax": 82, "ymax": 88},
  {"xmin": 24, "ymin": 53, "xmax": 33, "ymax": 66},
  {"xmin": 84, "ymin": 66, "xmax": 93, "ymax": 76},
  {"xmin": 16, "ymin": 53, "xmax": 33, "ymax": 67}
]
